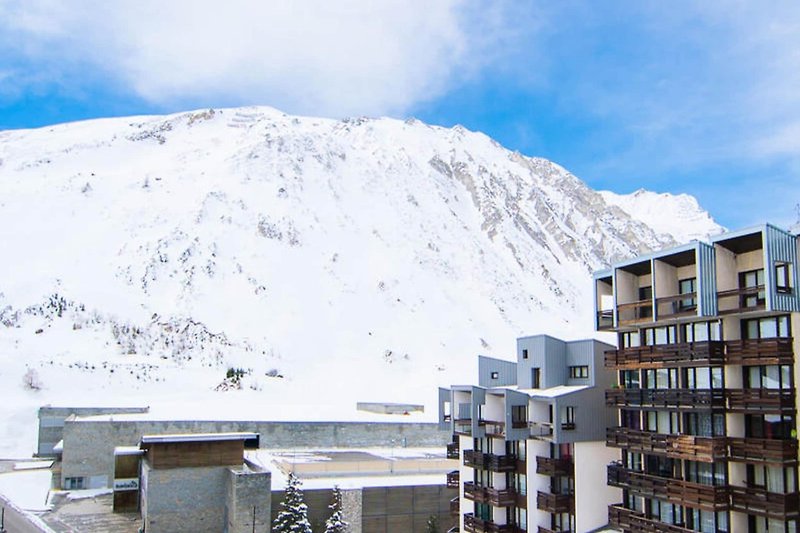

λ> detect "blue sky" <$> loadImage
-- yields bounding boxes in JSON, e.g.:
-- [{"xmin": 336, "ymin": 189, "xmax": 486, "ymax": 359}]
[{"xmin": 1, "ymin": 1, "xmax": 799, "ymax": 230}]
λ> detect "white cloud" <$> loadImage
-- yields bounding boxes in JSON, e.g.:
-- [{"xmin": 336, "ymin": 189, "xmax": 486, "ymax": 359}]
[{"xmin": 0, "ymin": 0, "xmax": 512, "ymax": 117}]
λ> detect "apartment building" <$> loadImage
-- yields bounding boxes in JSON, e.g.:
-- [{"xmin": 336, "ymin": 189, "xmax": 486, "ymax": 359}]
[
  {"xmin": 594, "ymin": 224, "xmax": 800, "ymax": 533},
  {"xmin": 439, "ymin": 334, "xmax": 620, "ymax": 533}
]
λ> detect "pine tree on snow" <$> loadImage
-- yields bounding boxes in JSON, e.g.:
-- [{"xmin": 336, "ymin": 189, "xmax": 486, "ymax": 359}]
[
  {"xmin": 324, "ymin": 485, "xmax": 349, "ymax": 533},
  {"xmin": 273, "ymin": 473, "xmax": 312, "ymax": 533}
]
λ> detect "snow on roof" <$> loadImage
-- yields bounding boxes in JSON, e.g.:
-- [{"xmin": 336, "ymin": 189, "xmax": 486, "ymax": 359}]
[
  {"xmin": 521, "ymin": 385, "xmax": 590, "ymax": 398},
  {"xmin": 114, "ymin": 445, "xmax": 144, "ymax": 456},
  {"xmin": 140, "ymin": 432, "xmax": 258, "ymax": 444}
]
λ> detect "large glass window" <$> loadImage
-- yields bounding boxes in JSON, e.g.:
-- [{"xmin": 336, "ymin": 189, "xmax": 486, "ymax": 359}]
[
  {"xmin": 742, "ymin": 315, "xmax": 791, "ymax": 339},
  {"xmin": 745, "ymin": 365, "xmax": 793, "ymax": 389},
  {"xmin": 679, "ymin": 277, "xmax": 697, "ymax": 310},
  {"xmin": 682, "ymin": 321, "xmax": 721, "ymax": 343}
]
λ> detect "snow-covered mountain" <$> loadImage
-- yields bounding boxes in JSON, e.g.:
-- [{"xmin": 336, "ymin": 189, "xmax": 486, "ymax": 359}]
[{"xmin": 0, "ymin": 107, "xmax": 723, "ymax": 456}]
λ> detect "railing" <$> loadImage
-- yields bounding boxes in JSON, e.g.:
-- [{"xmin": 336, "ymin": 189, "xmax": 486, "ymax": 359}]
[
  {"xmin": 717, "ymin": 285, "xmax": 765, "ymax": 314},
  {"xmin": 537, "ymin": 528, "xmax": 568, "ymax": 533},
  {"xmin": 455, "ymin": 418, "xmax": 472, "ymax": 436},
  {"xmin": 605, "ymin": 427, "xmax": 726, "ymax": 462},
  {"xmin": 607, "ymin": 464, "xmax": 729, "ymax": 511},
  {"xmin": 656, "ymin": 292, "xmax": 697, "ymax": 319},
  {"xmin": 729, "ymin": 485, "xmax": 800, "ymax": 520},
  {"xmin": 726, "ymin": 388, "xmax": 796, "ymax": 414},
  {"xmin": 604, "ymin": 341, "xmax": 724, "ymax": 368},
  {"xmin": 447, "ymin": 528, "xmax": 460, "ymax": 533},
  {"xmin": 529, "ymin": 421, "xmax": 553, "ymax": 438},
  {"xmin": 605, "ymin": 388, "xmax": 726, "ymax": 410},
  {"xmin": 536, "ymin": 491, "xmax": 573, "ymax": 514},
  {"xmin": 463, "ymin": 482, "xmax": 518, "ymax": 507},
  {"xmin": 536, "ymin": 456, "xmax": 574, "ymax": 477},
  {"xmin": 446, "ymin": 470, "xmax": 459, "ymax": 488},
  {"xmin": 447, "ymin": 441, "xmax": 460, "ymax": 459},
  {"xmin": 725, "ymin": 338, "xmax": 794, "ymax": 365},
  {"xmin": 450, "ymin": 496, "xmax": 459, "ymax": 516},
  {"xmin": 463, "ymin": 513, "xmax": 525, "ymax": 533},
  {"xmin": 464, "ymin": 450, "xmax": 518, "ymax": 472},
  {"xmin": 727, "ymin": 437, "xmax": 798, "ymax": 465},
  {"xmin": 608, "ymin": 504, "xmax": 695, "ymax": 533},
  {"xmin": 597, "ymin": 309, "xmax": 614, "ymax": 330},
  {"xmin": 479, "ymin": 419, "xmax": 505, "ymax": 437},
  {"xmin": 617, "ymin": 299, "xmax": 653, "ymax": 325}
]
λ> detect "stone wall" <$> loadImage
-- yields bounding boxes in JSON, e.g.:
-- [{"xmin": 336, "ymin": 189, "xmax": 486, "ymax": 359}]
[
  {"xmin": 37, "ymin": 405, "xmax": 148, "ymax": 457},
  {"xmin": 226, "ymin": 464, "xmax": 271, "ymax": 533}
]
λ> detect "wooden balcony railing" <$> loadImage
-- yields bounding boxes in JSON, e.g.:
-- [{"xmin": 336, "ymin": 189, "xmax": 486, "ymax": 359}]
[
  {"xmin": 536, "ymin": 491, "xmax": 574, "ymax": 514},
  {"xmin": 727, "ymin": 437, "xmax": 798, "ymax": 465},
  {"xmin": 479, "ymin": 419, "xmax": 506, "ymax": 437},
  {"xmin": 725, "ymin": 338, "xmax": 794, "ymax": 366},
  {"xmin": 535, "ymin": 456, "xmax": 574, "ymax": 477},
  {"xmin": 450, "ymin": 496, "xmax": 459, "ymax": 516},
  {"xmin": 463, "ymin": 513, "xmax": 525, "ymax": 533},
  {"xmin": 729, "ymin": 485, "xmax": 800, "ymax": 520},
  {"xmin": 617, "ymin": 300, "xmax": 653, "ymax": 325},
  {"xmin": 455, "ymin": 418, "xmax": 472, "ymax": 436},
  {"xmin": 537, "ymin": 528, "xmax": 568, "ymax": 533},
  {"xmin": 604, "ymin": 341, "xmax": 724, "ymax": 369},
  {"xmin": 656, "ymin": 293, "xmax": 697, "ymax": 319},
  {"xmin": 446, "ymin": 470, "xmax": 459, "ymax": 488},
  {"xmin": 447, "ymin": 441, "xmax": 460, "ymax": 459},
  {"xmin": 717, "ymin": 285, "xmax": 765, "ymax": 314},
  {"xmin": 597, "ymin": 309, "xmax": 614, "ymax": 330},
  {"xmin": 463, "ymin": 450, "xmax": 518, "ymax": 472},
  {"xmin": 463, "ymin": 482, "xmax": 518, "ymax": 507},
  {"xmin": 607, "ymin": 464, "xmax": 729, "ymax": 511},
  {"xmin": 726, "ymin": 388, "xmax": 796, "ymax": 414},
  {"xmin": 605, "ymin": 427, "xmax": 726, "ymax": 462},
  {"xmin": 608, "ymin": 504, "xmax": 695, "ymax": 533},
  {"xmin": 606, "ymin": 388, "xmax": 726, "ymax": 410}
]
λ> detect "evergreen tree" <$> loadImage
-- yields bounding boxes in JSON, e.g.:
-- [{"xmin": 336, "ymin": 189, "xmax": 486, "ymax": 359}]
[
  {"xmin": 426, "ymin": 514, "xmax": 441, "ymax": 533},
  {"xmin": 324, "ymin": 485, "xmax": 349, "ymax": 533},
  {"xmin": 273, "ymin": 473, "xmax": 312, "ymax": 533}
]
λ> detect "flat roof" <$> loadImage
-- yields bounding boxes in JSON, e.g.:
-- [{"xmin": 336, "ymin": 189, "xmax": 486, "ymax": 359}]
[{"xmin": 140, "ymin": 432, "xmax": 258, "ymax": 445}]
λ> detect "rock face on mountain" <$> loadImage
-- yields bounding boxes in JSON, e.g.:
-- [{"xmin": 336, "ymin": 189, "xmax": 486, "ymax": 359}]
[{"xmin": 0, "ymin": 107, "xmax": 723, "ymax": 452}]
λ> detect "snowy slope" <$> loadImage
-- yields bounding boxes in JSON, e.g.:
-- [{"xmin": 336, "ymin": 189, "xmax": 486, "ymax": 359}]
[
  {"xmin": 599, "ymin": 188, "xmax": 724, "ymax": 243},
  {"xmin": 0, "ymin": 107, "xmax": 721, "ymax": 456}
]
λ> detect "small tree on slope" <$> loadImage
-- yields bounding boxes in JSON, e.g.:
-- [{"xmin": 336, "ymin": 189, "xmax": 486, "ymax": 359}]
[
  {"xmin": 324, "ymin": 485, "xmax": 349, "ymax": 533},
  {"xmin": 273, "ymin": 473, "xmax": 312, "ymax": 533}
]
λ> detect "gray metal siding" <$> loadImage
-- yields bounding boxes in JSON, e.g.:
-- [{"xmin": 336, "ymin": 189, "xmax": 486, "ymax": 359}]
[
  {"xmin": 766, "ymin": 224, "xmax": 800, "ymax": 312},
  {"xmin": 565, "ymin": 340, "xmax": 595, "ymax": 387},
  {"xmin": 478, "ymin": 356, "xmax": 518, "ymax": 388},
  {"xmin": 697, "ymin": 241, "xmax": 718, "ymax": 316},
  {"xmin": 552, "ymin": 387, "xmax": 610, "ymax": 444}
]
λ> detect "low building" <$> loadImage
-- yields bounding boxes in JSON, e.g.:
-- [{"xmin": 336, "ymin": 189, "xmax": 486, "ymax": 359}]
[{"xmin": 439, "ymin": 334, "xmax": 621, "ymax": 533}]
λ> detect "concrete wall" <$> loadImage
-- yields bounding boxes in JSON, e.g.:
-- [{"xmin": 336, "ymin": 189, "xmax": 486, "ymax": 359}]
[
  {"xmin": 37, "ymin": 406, "xmax": 148, "ymax": 457},
  {"xmin": 60, "ymin": 419, "xmax": 448, "ymax": 489},
  {"xmin": 574, "ymin": 441, "xmax": 620, "ymax": 533},
  {"xmin": 225, "ymin": 465, "xmax": 271, "ymax": 533}
]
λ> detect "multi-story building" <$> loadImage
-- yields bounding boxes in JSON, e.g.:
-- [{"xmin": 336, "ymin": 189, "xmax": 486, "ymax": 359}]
[
  {"xmin": 439, "ymin": 334, "xmax": 621, "ymax": 533},
  {"xmin": 594, "ymin": 223, "xmax": 800, "ymax": 533}
]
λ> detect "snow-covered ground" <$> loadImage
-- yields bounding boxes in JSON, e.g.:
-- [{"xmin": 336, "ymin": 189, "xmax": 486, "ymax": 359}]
[
  {"xmin": 0, "ymin": 107, "xmax": 724, "ymax": 459},
  {"xmin": 0, "ymin": 469, "xmax": 52, "ymax": 511}
]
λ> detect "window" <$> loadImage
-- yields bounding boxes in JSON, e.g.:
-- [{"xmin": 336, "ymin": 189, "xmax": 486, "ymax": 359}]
[
  {"xmin": 775, "ymin": 262, "xmax": 793, "ymax": 293},
  {"xmin": 569, "ymin": 365, "xmax": 589, "ymax": 379},
  {"xmin": 679, "ymin": 277, "xmax": 697, "ymax": 310},
  {"xmin": 490, "ymin": 371, "xmax": 499, "ymax": 379},
  {"xmin": 743, "ymin": 315, "xmax": 790, "ymax": 339},
  {"xmin": 561, "ymin": 406, "xmax": 575, "ymax": 430},
  {"xmin": 522, "ymin": 349, "xmax": 528, "ymax": 359},
  {"xmin": 639, "ymin": 285, "xmax": 653, "ymax": 318},
  {"xmin": 739, "ymin": 269, "xmax": 766, "ymax": 308},
  {"xmin": 65, "ymin": 477, "xmax": 85, "ymax": 490},
  {"xmin": 682, "ymin": 320, "xmax": 721, "ymax": 343}
]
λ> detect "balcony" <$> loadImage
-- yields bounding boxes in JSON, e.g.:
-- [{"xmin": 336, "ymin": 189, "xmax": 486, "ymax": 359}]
[
  {"xmin": 450, "ymin": 496, "xmax": 459, "ymax": 516},
  {"xmin": 729, "ymin": 485, "xmax": 800, "ymax": 520},
  {"xmin": 463, "ymin": 482, "xmax": 518, "ymax": 507},
  {"xmin": 604, "ymin": 341, "xmax": 724, "ymax": 369},
  {"xmin": 617, "ymin": 300, "xmax": 653, "ymax": 326},
  {"xmin": 447, "ymin": 441, "xmax": 460, "ymax": 459},
  {"xmin": 529, "ymin": 421, "xmax": 553, "ymax": 439},
  {"xmin": 717, "ymin": 285, "xmax": 765, "ymax": 314},
  {"xmin": 446, "ymin": 470, "xmax": 459, "ymax": 488},
  {"xmin": 605, "ymin": 388, "xmax": 726, "ymax": 411},
  {"xmin": 608, "ymin": 504, "xmax": 695, "ymax": 533},
  {"xmin": 607, "ymin": 464, "xmax": 729, "ymax": 511},
  {"xmin": 656, "ymin": 293, "xmax": 697, "ymax": 319},
  {"xmin": 537, "ymin": 528, "xmax": 569, "ymax": 533},
  {"xmin": 463, "ymin": 513, "xmax": 525, "ymax": 533},
  {"xmin": 536, "ymin": 491, "xmax": 573, "ymax": 514},
  {"xmin": 726, "ymin": 388, "xmax": 796, "ymax": 414},
  {"xmin": 455, "ymin": 418, "xmax": 472, "ymax": 436},
  {"xmin": 605, "ymin": 427, "xmax": 726, "ymax": 463},
  {"xmin": 725, "ymin": 338, "xmax": 794, "ymax": 366},
  {"xmin": 479, "ymin": 419, "xmax": 506, "ymax": 438},
  {"xmin": 463, "ymin": 450, "xmax": 518, "ymax": 472},
  {"xmin": 727, "ymin": 437, "xmax": 798, "ymax": 465},
  {"xmin": 535, "ymin": 456, "xmax": 574, "ymax": 477},
  {"xmin": 597, "ymin": 309, "xmax": 614, "ymax": 330}
]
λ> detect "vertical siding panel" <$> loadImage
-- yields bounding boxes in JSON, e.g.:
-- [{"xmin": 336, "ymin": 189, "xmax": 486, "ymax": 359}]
[{"xmin": 698, "ymin": 242, "xmax": 718, "ymax": 316}]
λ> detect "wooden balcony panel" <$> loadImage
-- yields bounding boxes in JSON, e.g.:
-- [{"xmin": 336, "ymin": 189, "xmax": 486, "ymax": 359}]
[
  {"xmin": 656, "ymin": 293, "xmax": 698, "ymax": 319},
  {"xmin": 607, "ymin": 464, "xmax": 729, "ymax": 511},
  {"xmin": 605, "ymin": 427, "xmax": 726, "ymax": 463},
  {"xmin": 726, "ymin": 388, "xmax": 796, "ymax": 414},
  {"xmin": 447, "ymin": 441, "xmax": 460, "ymax": 459},
  {"xmin": 608, "ymin": 504, "xmax": 696, "ymax": 533},
  {"xmin": 597, "ymin": 309, "xmax": 614, "ymax": 330},
  {"xmin": 463, "ymin": 482, "xmax": 518, "ymax": 507},
  {"xmin": 535, "ymin": 456, "xmax": 574, "ymax": 477},
  {"xmin": 606, "ymin": 388, "xmax": 726, "ymax": 411},
  {"xmin": 604, "ymin": 341, "xmax": 724, "ymax": 369},
  {"xmin": 515, "ymin": 459, "xmax": 527, "ymax": 475},
  {"xmin": 717, "ymin": 285, "xmax": 765, "ymax": 315},
  {"xmin": 727, "ymin": 437, "xmax": 798, "ymax": 465},
  {"xmin": 725, "ymin": 338, "xmax": 794, "ymax": 366},
  {"xmin": 730, "ymin": 486, "xmax": 800, "ymax": 520},
  {"xmin": 455, "ymin": 418, "xmax": 472, "ymax": 436},
  {"xmin": 479, "ymin": 420, "xmax": 506, "ymax": 438},
  {"xmin": 617, "ymin": 300, "xmax": 653, "ymax": 325},
  {"xmin": 450, "ymin": 496, "xmax": 460, "ymax": 516},
  {"xmin": 537, "ymin": 528, "xmax": 568, "ymax": 533},
  {"xmin": 446, "ymin": 470, "xmax": 459, "ymax": 488},
  {"xmin": 464, "ymin": 450, "xmax": 518, "ymax": 472},
  {"xmin": 536, "ymin": 491, "xmax": 574, "ymax": 514},
  {"xmin": 463, "ymin": 513, "xmax": 525, "ymax": 533}
]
